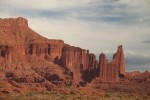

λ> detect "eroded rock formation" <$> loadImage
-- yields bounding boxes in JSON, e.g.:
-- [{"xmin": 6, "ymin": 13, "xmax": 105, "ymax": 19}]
[
  {"xmin": 98, "ymin": 45, "xmax": 125, "ymax": 82},
  {"xmin": 0, "ymin": 17, "xmax": 28, "ymax": 27},
  {"xmin": 0, "ymin": 17, "xmax": 126, "ymax": 91},
  {"xmin": 113, "ymin": 45, "xmax": 125, "ymax": 76}
]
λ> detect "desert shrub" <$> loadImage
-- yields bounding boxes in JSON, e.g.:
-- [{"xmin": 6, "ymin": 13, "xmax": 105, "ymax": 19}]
[
  {"xmin": 70, "ymin": 90, "xmax": 76, "ymax": 94},
  {"xmin": 77, "ymin": 96, "xmax": 82, "ymax": 100},
  {"xmin": 26, "ymin": 91, "xmax": 37, "ymax": 97},
  {"xmin": 105, "ymin": 93, "xmax": 110, "ymax": 98}
]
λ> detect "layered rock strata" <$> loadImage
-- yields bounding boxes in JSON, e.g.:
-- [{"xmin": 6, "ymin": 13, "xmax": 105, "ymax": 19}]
[
  {"xmin": 99, "ymin": 45, "xmax": 125, "ymax": 82},
  {"xmin": 0, "ymin": 17, "xmax": 126, "ymax": 90}
]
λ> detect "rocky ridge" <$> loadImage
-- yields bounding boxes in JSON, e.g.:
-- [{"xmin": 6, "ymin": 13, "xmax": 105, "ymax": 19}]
[{"xmin": 0, "ymin": 17, "xmax": 126, "ymax": 92}]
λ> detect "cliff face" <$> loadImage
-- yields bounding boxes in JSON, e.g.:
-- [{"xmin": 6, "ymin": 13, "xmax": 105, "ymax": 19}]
[
  {"xmin": 99, "ymin": 53, "xmax": 119, "ymax": 82},
  {"xmin": 60, "ymin": 45, "xmax": 100, "ymax": 83},
  {"xmin": 0, "ymin": 17, "xmax": 28, "ymax": 27},
  {"xmin": 98, "ymin": 45, "xmax": 125, "ymax": 82},
  {"xmin": 114, "ymin": 45, "xmax": 125, "ymax": 76},
  {"xmin": 0, "ymin": 17, "xmax": 126, "ymax": 91}
]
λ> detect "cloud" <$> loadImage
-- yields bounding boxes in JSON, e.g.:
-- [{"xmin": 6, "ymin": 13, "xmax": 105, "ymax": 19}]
[
  {"xmin": 0, "ymin": 0, "xmax": 150, "ymax": 72},
  {"xmin": 142, "ymin": 40, "xmax": 150, "ymax": 43},
  {"xmin": 1, "ymin": 0, "xmax": 150, "ymax": 26},
  {"xmin": 0, "ymin": 0, "xmax": 88, "ymax": 9},
  {"xmin": 125, "ymin": 55, "xmax": 150, "ymax": 72},
  {"xmin": 14, "ymin": 10, "xmax": 67, "ymax": 18},
  {"xmin": 125, "ymin": 50, "xmax": 136, "ymax": 55}
]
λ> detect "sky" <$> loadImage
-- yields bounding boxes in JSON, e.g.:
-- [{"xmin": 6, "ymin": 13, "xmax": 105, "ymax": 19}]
[{"xmin": 0, "ymin": 0, "xmax": 150, "ymax": 72}]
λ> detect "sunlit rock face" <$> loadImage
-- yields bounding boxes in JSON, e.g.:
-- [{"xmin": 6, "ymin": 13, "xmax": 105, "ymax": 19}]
[{"xmin": 0, "ymin": 17, "xmax": 126, "ymax": 91}]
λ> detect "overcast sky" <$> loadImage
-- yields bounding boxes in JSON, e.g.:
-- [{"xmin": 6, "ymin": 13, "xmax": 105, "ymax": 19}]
[{"xmin": 0, "ymin": 0, "xmax": 150, "ymax": 72}]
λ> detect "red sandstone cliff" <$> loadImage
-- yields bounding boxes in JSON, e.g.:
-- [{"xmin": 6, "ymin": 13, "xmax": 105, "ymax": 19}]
[
  {"xmin": 0, "ymin": 17, "xmax": 126, "ymax": 91},
  {"xmin": 99, "ymin": 52, "xmax": 119, "ymax": 82},
  {"xmin": 113, "ymin": 45, "xmax": 125, "ymax": 76},
  {"xmin": 99, "ymin": 45, "xmax": 125, "ymax": 82},
  {"xmin": 0, "ymin": 17, "xmax": 28, "ymax": 27}
]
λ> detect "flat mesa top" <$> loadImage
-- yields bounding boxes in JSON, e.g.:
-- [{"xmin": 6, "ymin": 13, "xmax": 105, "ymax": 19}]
[{"xmin": 0, "ymin": 17, "xmax": 28, "ymax": 27}]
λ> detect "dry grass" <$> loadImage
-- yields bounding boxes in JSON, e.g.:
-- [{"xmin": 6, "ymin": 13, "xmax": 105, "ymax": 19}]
[{"xmin": 0, "ymin": 90, "xmax": 149, "ymax": 100}]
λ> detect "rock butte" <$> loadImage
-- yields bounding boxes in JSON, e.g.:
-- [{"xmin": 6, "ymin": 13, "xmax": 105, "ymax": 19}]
[{"xmin": 0, "ymin": 17, "xmax": 126, "ymax": 91}]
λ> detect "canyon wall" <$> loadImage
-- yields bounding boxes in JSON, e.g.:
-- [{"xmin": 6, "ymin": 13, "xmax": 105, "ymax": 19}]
[
  {"xmin": 99, "ymin": 45, "xmax": 125, "ymax": 82},
  {"xmin": 0, "ymin": 17, "xmax": 126, "ymax": 88}
]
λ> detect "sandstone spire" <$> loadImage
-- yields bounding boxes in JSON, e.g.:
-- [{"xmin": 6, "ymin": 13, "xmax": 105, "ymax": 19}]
[
  {"xmin": 99, "ymin": 53, "xmax": 108, "ymax": 82},
  {"xmin": 98, "ymin": 45, "xmax": 125, "ymax": 82},
  {"xmin": 0, "ymin": 17, "xmax": 127, "ymax": 90},
  {"xmin": 113, "ymin": 45, "xmax": 125, "ymax": 76}
]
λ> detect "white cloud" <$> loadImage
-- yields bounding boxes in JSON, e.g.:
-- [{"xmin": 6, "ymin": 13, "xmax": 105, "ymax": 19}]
[
  {"xmin": 142, "ymin": 54, "xmax": 150, "ymax": 58},
  {"xmin": 125, "ymin": 50, "xmax": 136, "ymax": 55},
  {"xmin": 0, "ymin": 0, "xmax": 150, "ymax": 71},
  {"xmin": 104, "ymin": 50, "xmax": 110, "ymax": 54},
  {"xmin": 1, "ymin": 0, "xmax": 93, "ymax": 10}
]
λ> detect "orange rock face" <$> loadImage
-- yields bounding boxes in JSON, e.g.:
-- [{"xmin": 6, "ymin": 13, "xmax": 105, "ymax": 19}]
[
  {"xmin": 0, "ymin": 17, "xmax": 126, "ymax": 91},
  {"xmin": 0, "ymin": 17, "xmax": 28, "ymax": 27},
  {"xmin": 115, "ymin": 45, "xmax": 125, "ymax": 76},
  {"xmin": 60, "ymin": 45, "xmax": 90, "ymax": 83},
  {"xmin": 99, "ymin": 45, "xmax": 125, "ymax": 82}
]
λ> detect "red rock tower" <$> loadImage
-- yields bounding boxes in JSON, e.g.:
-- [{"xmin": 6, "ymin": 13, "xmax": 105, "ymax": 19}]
[
  {"xmin": 99, "ymin": 53, "xmax": 119, "ymax": 82},
  {"xmin": 99, "ymin": 53, "xmax": 108, "ymax": 82},
  {"xmin": 113, "ymin": 45, "xmax": 125, "ymax": 76},
  {"xmin": 99, "ymin": 45, "xmax": 125, "ymax": 82}
]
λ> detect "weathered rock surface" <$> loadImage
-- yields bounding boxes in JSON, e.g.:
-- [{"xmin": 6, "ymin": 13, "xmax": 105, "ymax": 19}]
[
  {"xmin": 98, "ymin": 45, "xmax": 125, "ymax": 82},
  {"xmin": 0, "ymin": 17, "xmax": 126, "ymax": 92},
  {"xmin": 0, "ymin": 17, "xmax": 28, "ymax": 27},
  {"xmin": 99, "ymin": 53, "xmax": 119, "ymax": 82},
  {"xmin": 1, "ymin": 17, "xmax": 150, "ymax": 100},
  {"xmin": 113, "ymin": 45, "xmax": 125, "ymax": 76}
]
